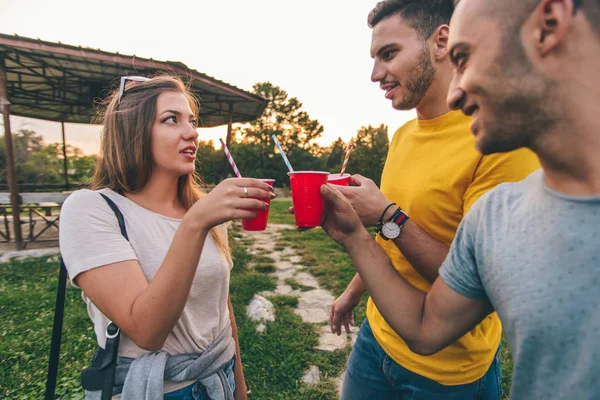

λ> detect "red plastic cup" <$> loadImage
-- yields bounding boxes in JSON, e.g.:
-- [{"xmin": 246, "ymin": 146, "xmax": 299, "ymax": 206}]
[
  {"xmin": 241, "ymin": 179, "xmax": 275, "ymax": 231},
  {"xmin": 328, "ymin": 173, "xmax": 350, "ymax": 186},
  {"xmin": 288, "ymin": 171, "xmax": 330, "ymax": 227}
]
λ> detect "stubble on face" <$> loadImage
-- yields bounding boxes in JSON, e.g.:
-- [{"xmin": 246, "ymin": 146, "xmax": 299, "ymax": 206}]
[
  {"xmin": 475, "ymin": 31, "xmax": 560, "ymax": 155},
  {"xmin": 393, "ymin": 44, "xmax": 437, "ymax": 110}
]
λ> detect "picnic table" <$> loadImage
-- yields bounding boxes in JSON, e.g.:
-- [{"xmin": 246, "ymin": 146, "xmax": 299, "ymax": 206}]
[{"xmin": 0, "ymin": 192, "xmax": 70, "ymax": 246}]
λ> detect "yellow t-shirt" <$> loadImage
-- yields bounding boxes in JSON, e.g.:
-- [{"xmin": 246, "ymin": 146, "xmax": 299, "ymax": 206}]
[{"xmin": 368, "ymin": 110, "xmax": 540, "ymax": 385}]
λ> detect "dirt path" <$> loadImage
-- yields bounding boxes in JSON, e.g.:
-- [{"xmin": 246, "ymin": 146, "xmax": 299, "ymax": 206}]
[{"xmin": 240, "ymin": 223, "xmax": 358, "ymax": 394}]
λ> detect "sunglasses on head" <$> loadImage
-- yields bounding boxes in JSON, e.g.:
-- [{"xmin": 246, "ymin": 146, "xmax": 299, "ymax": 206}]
[{"xmin": 118, "ymin": 76, "xmax": 150, "ymax": 104}]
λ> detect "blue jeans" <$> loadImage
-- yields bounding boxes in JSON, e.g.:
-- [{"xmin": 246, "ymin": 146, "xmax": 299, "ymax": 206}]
[
  {"xmin": 163, "ymin": 357, "xmax": 236, "ymax": 400},
  {"xmin": 342, "ymin": 320, "xmax": 503, "ymax": 400}
]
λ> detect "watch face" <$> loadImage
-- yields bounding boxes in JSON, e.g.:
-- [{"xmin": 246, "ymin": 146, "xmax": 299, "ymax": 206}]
[{"xmin": 382, "ymin": 221, "xmax": 401, "ymax": 239}]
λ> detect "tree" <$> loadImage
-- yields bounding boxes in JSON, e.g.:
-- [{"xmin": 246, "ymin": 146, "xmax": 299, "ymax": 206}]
[
  {"xmin": 195, "ymin": 140, "xmax": 223, "ymax": 185},
  {"xmin": 347, "ymin": 124, "xmax": 389, "ymax": 186},
  {"xmin": 0, "ymin": 129, "xmax": 97, "ymax": 187},
  {"xmin": 232, "ymin": 82, "xmax": 325, "ymax": 185},
  {"xmin": 0, "ymin": 130, "xmax": 63, "ymax": 185},
  {"xmin": 14, "ymin": 129, "xmax": 44, "ymax": 164},
  {"xmin": 69, "ymin": 154, "xmax": 97, "ymax": 184},
  {"xmin": 324, "ymin": 137, "xmax": 347, "ymax": 173},
  {"xmin": 228, "ymin": 141, "xmax": 264, "ymax": 180}
]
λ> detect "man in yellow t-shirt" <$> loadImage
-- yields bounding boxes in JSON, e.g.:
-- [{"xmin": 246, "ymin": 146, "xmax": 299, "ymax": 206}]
[{"xmin": 328, "ymin": 1, "xmax": 540, "ymax": 399}]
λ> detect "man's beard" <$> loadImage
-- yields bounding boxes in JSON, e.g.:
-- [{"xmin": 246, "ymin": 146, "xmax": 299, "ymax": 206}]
[
  {"xmin": 394, "ymin": 45, "xmax": 436, "ymax": 110},
  {"xmin": 477, "ymin": 38, "xmax": 560, "ymax": 155}
]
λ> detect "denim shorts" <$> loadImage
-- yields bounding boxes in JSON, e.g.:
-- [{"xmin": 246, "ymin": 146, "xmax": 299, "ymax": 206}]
[
  {"xmin": 163, "ymin": 356, "xmax": 236, "ymax": 400},
  {"xmin": 341, "ymin": 320, "xmax": 503, "ymax": 400}
]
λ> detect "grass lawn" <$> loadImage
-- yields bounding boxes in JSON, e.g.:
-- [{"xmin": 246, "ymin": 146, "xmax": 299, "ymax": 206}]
[
  {"xmin": 270, "ymin": 198, "xmax": 514, "ymax": 399},
  {"xmin": 267, "ymin": 198, "xmax": 296, "ymax": 225},
  {"xmin": 0, "ymin": 221, "xmax": 346, "ymax": 399},
  {"xmin": 0, "ymin": 257, "xmax": 95, "ymax": 399}
]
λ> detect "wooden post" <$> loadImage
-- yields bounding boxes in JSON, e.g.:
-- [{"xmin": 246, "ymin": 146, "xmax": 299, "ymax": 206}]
[
  {"xmin": 222, "ymin": 103, "xmax": 234, "ymax": 180},
  {"xmin": 61, "ymin": 121, "xmax": 68, "ymax": 190},
  {"xmin": 0, "ymin": 53, "xmax": 24, "ymax": 249}
]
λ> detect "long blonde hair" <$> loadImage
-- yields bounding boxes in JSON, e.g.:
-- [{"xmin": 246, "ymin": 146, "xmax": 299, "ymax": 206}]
[{"xmin": 91, "ymin": 75, "xmax": 229, "ymax": 253}]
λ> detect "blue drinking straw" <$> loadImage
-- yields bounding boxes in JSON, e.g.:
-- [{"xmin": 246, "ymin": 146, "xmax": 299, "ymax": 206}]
[{"xmin": 271, "ymin": 135, "xmax": 294, "ymax": 172}]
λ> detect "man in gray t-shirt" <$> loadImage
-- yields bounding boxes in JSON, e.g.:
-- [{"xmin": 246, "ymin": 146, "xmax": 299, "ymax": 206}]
[
  {"xmin": 313, "ymin": 0, "xmax": 600, "ymax": 399},
  {"xmin": 439, "ymin": 170, "xmax": 600, "ymax": 399}
]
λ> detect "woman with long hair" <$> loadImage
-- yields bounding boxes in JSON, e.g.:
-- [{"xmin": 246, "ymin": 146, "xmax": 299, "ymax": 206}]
[{"xmin": 59, "ymin": 75, "xmax": 273, "ymax": 399}]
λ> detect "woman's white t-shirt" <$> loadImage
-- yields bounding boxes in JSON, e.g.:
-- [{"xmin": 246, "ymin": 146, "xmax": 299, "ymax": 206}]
[{"xmin": 59, "ymin": 188, "xmax": 234, "ymax": 394}]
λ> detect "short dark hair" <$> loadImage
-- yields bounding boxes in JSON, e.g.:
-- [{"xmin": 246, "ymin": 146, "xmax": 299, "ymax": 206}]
[{"xmin": 368, "ymin": 0, "xmax": 455, "ymax": 40}]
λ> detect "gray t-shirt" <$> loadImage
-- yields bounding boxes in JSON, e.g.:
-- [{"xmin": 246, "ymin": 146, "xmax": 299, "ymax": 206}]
[{"xmin": 439, "ymin": 170, "xmax": 600, "ymax": 400}]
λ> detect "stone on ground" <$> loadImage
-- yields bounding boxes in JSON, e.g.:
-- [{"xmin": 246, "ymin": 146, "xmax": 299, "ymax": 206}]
[
  {"xmin": 246, "ymin": 295, "xmax": 275, "ymax": 322},
  {"xmin": 301, "ymin": 365, "xmax": 321, "ymax": 385}
]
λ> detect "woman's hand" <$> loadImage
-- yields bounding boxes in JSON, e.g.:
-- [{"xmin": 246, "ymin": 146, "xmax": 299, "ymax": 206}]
[{"xmin": 187, "ymin": 178, "xmax": 275, "ymax": 231}]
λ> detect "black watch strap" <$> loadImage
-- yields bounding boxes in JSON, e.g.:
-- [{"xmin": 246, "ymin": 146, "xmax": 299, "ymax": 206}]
[
  {"xmin": 389, "ymin": 207, "xmax": 409, "ymax": 225},
  {"xmin": 387, "ymin": 207, "xmax": 403, "ymax": 223}
]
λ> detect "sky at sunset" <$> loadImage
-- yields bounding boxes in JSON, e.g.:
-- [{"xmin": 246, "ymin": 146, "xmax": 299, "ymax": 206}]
[{"xmin": 0, "ymin": 0, "xmax": 416, "ymax": 154}]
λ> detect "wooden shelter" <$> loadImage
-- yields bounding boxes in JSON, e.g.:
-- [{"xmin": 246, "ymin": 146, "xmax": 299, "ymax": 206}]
[{"xmin": 0, "ymin": 33, "xmax": 267, "ymax": 249}]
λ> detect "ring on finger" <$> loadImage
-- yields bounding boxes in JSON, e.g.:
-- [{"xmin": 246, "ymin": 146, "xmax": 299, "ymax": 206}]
[{"xmin": 243, "ymin": 187, "xmax": 248, "ymax": 198}]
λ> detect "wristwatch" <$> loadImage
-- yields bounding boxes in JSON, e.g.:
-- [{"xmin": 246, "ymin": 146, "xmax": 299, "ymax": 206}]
[{"xmin": 377, "ymin": 206, "xmax": 409, "ymax": 240}]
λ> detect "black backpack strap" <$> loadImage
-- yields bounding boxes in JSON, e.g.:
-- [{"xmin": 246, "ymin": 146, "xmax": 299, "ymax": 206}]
[
  {"xmin": 99, "ymin": 193, "xmax": 129, "ymax": 240},
  {"xmin": 44, "ymin": 259, "xmax": 68, "ymax": 400},
  {"xmin": 95, "ymin": 193, "xmax": 129, "ymax": 399},
  {"xmin": 45, "ymin": 192, "xmax": 129, "ymax": 400}
]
